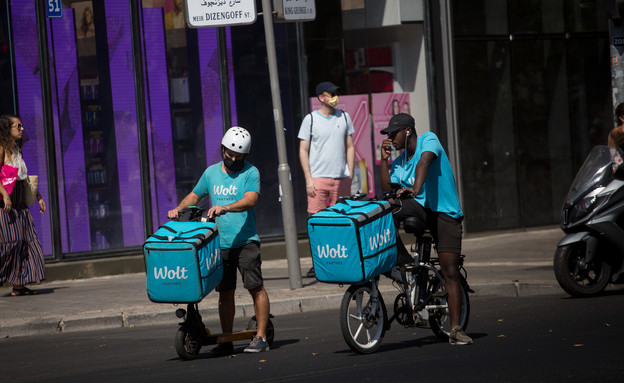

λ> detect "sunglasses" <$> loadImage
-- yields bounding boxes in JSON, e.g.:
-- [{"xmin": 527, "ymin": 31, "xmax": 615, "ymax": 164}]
[
  {"xmin": 387, "ymin": 128, "xmax": 404, "ymax": 139},
  {"xmin": 12, "ymin": 123, "xmax": 23, "ymax": 130}
]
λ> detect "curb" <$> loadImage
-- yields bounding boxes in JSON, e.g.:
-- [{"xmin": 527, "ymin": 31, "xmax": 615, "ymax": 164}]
[{"xmin": 0, "ymin": 281, "xmax": 562, "ymax": 339}]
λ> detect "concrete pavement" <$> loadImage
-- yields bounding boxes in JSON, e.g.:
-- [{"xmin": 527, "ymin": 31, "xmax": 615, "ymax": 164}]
[{"xmin": 0, "ymin": 226, "xmax": 604, "ymax": 339}]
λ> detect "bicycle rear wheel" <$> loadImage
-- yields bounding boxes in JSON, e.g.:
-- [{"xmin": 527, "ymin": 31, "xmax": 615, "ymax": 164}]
[
  {"xmin": 339, "ymin": 283, "xmax": 386, "ymax": 354},
  {"xmin": 428, "ymin": 276, "xmax": 470, "ymax": 341}
]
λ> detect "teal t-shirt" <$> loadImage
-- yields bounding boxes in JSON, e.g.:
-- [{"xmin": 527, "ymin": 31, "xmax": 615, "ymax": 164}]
[
  {"xmin": 389, "ymin": 132, "xmax": 463, "ymax": 218},
  {"xmin": 192, "ymin": 162, "xmax": 261, "ymax": 249}
]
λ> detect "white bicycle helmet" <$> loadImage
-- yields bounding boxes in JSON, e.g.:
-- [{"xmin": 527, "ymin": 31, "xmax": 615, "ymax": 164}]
[{"xmin": 221, "ymin": 126, "xmax": 251, "ymax": 154}]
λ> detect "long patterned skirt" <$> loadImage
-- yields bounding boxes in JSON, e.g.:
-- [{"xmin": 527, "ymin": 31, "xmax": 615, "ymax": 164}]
[{"xmin": 0, "ymin": 180, "xmax": 46, "ymax": 285}]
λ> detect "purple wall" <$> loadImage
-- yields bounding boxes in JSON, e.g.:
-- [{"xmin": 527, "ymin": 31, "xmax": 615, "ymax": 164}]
[
  {"xmin": 198, "ymin": 27, "xmax": 237, "ymax": 166},
  {"xmin": 10, "ymin": 1, "xmax": 51, "ymax": 255},
  {"xmin": 51, "ymin": 9, "xmax": 91, "ymax": 252},
  {"xmin": 105, "ymin": 0, "xmax": 143, "ymax": 246},
  {"xmin": 143, "ymin": 8, "xmax": 176, "ymax": 229}
]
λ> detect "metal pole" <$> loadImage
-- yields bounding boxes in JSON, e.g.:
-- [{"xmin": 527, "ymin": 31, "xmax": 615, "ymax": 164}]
[
  {"xmin": 438, "ymin": 0, "xmax": 463, "ymax": 205},
  {"xmin": 217, "ymin": 27, "xmax": 232, "ymax": 130},
  {"xmin": 35, "ymin": 1, "xmax": 62, "ymax": 260},
  {"xmin": 260, "ymin": 0, "xmax": 302, "ymax": 289}
]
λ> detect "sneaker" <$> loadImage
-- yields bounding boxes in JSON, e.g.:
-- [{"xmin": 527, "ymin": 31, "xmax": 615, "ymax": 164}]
[
  {"xmin": 211, "ymin": 342, "xmax": 234, "ymax": 356},
  {"xmin": 449, "ymin": 326, "xmax": 473, "ymax": 345},
  {"xmin": 244, "ymin": 335, "xmax": 270, "ymax": 353},
  {"xmin": 306, "ymin": 267, "xmax": 316, "ymax": 278}
]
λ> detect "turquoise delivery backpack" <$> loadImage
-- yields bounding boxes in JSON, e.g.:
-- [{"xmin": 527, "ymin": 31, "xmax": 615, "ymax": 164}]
[
  {"xmin": 307, "ymin": 199, "xmax": 397, "ymax": 284},
  {"xmin": 143, "ymin": 221, "xmax": 222, "ymax": 303}
]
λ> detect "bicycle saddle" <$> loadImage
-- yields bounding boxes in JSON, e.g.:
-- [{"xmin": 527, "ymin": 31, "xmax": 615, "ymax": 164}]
[{"xmin": 403, "ymin": 216, "xmax": 425, "ymax": 236}]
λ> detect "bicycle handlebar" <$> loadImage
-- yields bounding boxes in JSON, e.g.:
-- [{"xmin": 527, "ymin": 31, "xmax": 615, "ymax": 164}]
[{"xmin": 175, "ymin": 206, "xmax": 220, "ymax": 223}]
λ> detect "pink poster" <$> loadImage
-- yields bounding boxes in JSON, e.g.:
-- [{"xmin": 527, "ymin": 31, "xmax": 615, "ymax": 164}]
[
  {"xmin": 310, "ymin": 95, "xmax": 374, "ymax": 196},
  {"xmin": 371, "ymin": 93, "xmax": 410, "ymax": 165}
]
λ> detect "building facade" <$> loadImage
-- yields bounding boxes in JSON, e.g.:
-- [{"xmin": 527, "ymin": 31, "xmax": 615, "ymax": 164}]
[{"xmin": 0, "ymin": 0, "xmax": 613, "ymax": 262}]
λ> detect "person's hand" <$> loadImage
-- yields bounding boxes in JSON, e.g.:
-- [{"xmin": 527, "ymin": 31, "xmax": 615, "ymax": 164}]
[
  {"xmin": 397, "ymin": 188, "xmax": 415, "ymax": 199},
  {"xmin": 2, "ymin": 194, "xmax": 12, "ymax": 212},
  {"xmin": 167, "ymin": 208, "xmax": 180, "ymax": 219},
  {"xmin": 381, "ymin": 138, "xmax": 393, "ymax": 161},
  {"xmin": 306, "ymin": 179, "xmax": 316, "ymax": 197},
  {"xmin": 207, "ymin": 205, "xmax": 228, "ymax": 219},
  {"xmin": 38, "ymin": 198, "xmax": 46, "ymax": 214}
]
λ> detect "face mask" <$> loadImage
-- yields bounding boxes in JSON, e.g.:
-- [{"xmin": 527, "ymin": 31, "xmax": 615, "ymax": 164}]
[
  {"xmin": 326, "ymin": 95, "xmax": 339, "ymax": 108},
  {"xmin": 222, "ymin": 150, "xmax": 245, "ymax": 172}
]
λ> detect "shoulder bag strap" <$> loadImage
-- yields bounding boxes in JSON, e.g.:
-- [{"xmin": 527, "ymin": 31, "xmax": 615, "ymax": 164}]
[{"xmin": 309, "ymin": 112, "xmax": 313, "ymax": 141}]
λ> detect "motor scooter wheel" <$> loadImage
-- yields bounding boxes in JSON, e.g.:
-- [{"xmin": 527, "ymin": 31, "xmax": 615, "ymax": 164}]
[
  {"xmin": 175, "ymin": 328, "xmax": 202, "ymax": 360},
  {"xmin": 554, "ymin": 244, "xmax": 611, "ymax": 297}
]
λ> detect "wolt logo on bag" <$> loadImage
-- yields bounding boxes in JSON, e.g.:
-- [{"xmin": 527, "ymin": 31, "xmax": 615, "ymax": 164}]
[
  {"xmin": 153, "ymin": 266, "xmax": 189, "ymax": 280},
  {"xmin": 317, "ymin": 243, "xmax": 348, "ymax": 258}
]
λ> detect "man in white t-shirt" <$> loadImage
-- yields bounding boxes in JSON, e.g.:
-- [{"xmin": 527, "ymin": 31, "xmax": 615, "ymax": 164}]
[{"xmin": 298, "ymin": 81, "xmax": 355, "ymax": 276}]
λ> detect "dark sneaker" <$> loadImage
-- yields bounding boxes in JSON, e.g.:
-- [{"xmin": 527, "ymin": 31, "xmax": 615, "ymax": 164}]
[
  {"xmin": 306, "ymin": 267, "xmax": 316, "ymax": 278},
  {"xmin": 449, "ymin": 326, "xmax": 473, "ymax": 345},
  {"xmin": 211, "ymin": 342, "xmax": 234, "ymax": 356},
  {"xmin": 244, "ymin": 335, "xmax": 269, "ymax": 353}
]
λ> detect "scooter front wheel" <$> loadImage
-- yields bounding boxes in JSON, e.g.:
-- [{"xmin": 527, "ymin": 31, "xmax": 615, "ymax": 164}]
[
  {"xmin": 175, "ymin": 327, "xmax": 202, "ymax": 360},
  {"xmin": 339, "ymin": 283, "xmax": 386, "ymax": 354},
  {"xmin": 554, "ymin": 244, "xmax": 611, "ymax": 297}
]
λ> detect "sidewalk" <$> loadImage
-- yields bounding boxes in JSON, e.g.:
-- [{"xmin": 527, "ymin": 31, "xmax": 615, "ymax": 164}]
[{"xmin": 0, "ymin": 227, "xmax": 583, "ymax": 338}]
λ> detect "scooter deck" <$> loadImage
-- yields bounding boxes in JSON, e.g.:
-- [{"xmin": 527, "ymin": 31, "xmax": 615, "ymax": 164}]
[{"xmin": 203, "ymin": 329, "xmax": 257, "ymax": 345}]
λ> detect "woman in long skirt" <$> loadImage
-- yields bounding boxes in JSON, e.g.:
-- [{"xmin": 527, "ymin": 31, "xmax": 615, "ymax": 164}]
[{"xmin": 0, "ymin": 114, "xmax": 47, "ymax": 296}]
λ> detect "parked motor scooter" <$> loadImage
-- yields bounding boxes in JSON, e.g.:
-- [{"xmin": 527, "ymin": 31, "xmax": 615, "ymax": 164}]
[{"xmin": 554, "ymin": 145, "xmax": 624, "ymax": 297}]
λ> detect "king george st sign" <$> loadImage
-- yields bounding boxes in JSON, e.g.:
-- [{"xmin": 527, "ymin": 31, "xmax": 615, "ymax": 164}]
[{"xmin": 184, "ymin": 0, "xmax": 257, "ymax": 28}]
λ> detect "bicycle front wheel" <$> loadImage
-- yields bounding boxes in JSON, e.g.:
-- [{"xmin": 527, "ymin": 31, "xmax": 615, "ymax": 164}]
[
  {"xmin": 339, "ymin": 283, "xmax": 386, "ymax": 354},
  {"xmin": 428, "ymin": 276, "xmax": 470, "ymax": 341}
]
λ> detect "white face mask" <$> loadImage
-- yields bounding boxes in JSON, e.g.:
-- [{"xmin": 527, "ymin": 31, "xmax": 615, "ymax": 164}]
[{"xmin": 326, "ymin": 95, "xmax": 339, "ymax": 108}]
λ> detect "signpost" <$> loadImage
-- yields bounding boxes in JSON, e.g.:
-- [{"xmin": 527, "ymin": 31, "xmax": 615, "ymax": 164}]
[{"xmin": 183, "ymin": 0, "xmax": 315, "ymax": 289}]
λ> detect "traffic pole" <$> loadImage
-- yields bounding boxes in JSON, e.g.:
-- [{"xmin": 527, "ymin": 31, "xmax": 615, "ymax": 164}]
[{"xmin": 260, "ymin": 0, "xmax": 302, "ymax": 289}]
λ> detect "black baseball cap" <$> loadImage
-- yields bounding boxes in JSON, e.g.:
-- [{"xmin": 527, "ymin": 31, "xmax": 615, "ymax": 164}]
[
  {"xmin": 381, "ymin": 113, "xmax": 415, "ymax": 134},
  {"xmin": 315, "ymin": 81, "xmax": 339, "ymax": 96}
]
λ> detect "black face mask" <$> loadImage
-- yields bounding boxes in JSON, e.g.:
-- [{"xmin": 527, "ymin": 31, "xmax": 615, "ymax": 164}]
[{"xmin": 222, "ymin": 150, "xmax": 245, "ymax": 172}]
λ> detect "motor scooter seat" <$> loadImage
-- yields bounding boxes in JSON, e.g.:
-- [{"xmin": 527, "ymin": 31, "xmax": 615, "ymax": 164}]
[{"xmin": 403, "ymin": 216, "xmax": 425, "ymax": 236}]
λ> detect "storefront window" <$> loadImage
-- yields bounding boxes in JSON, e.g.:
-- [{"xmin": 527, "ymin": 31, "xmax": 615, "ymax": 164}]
[
  {"xmin": 453, "ymin": 0, "xmax": 611, "ymax": 231},
  {"xmin": 140, "ymin": 0, "xmax": 236, "ymax": 230},
  {"xmin": 302, "ymin": 1, "xmax": 429, "ymax": 198},
  {"xmin": 43, "ymin": 0, "xmax": 143, "ymax": 253},
  {"xmin": 10, "ymin": 1, "xmax": 51, "ymax": 255},
  {"xmin": 453, "ymin": 0, "xmax": 508, "ymax": 36}
]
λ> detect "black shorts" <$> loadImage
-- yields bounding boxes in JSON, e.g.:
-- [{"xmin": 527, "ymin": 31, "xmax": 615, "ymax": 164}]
[
  {"xmin": 393, "ymin": 199, "xmax": 463, "ymax": 254},
  {"xmin": 216, "ymin": 242, "xmax": 264, "ymax": 292}
]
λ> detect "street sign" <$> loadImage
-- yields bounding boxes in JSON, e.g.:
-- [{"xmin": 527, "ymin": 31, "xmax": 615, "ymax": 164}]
[
  {"xmin": 47, "ymin": 0, "xmax": 62, "ymax": 18},
  {"xmin": 184, "ymin": 0, "xmax": 257, "ymax": 28},
  {"xmin": 273, "ymin": 0, "xmax": 316, "ymax": 22}
]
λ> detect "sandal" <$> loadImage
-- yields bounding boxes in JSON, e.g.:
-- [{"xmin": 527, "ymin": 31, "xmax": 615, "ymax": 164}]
[{"xmin": 11, "ymin": 287, "xmax": 37, "ymax": 296}]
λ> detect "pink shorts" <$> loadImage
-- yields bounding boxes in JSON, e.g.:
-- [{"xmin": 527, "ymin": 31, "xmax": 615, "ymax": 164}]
[{"xmin": 307, "ymin": 177, "xmax": 351, "ymax": 214}]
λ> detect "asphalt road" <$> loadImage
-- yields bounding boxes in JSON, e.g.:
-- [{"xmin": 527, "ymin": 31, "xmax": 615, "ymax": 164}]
[{"xmin": 3, "ymin": 292, "xmax": 624, "ymax": 382}]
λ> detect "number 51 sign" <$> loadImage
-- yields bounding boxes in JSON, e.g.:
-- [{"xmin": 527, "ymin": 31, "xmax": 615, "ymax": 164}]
[{"xmin": 47, "ymin": 0, "xmax": 62, "ymax": 18}]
